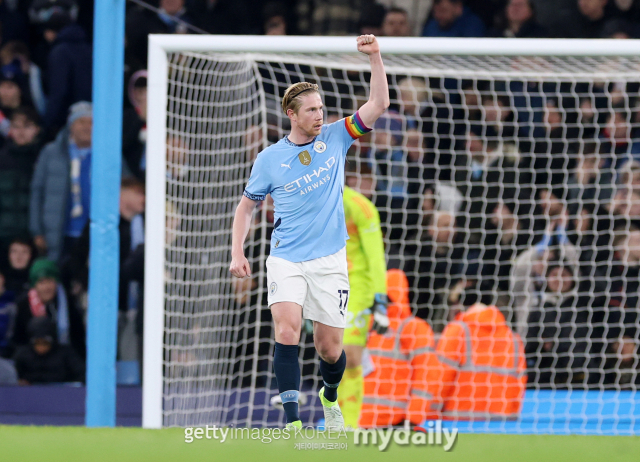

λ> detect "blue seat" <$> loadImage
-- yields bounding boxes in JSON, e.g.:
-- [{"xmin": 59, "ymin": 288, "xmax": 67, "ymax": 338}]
[{"xmin": 116, "ymin": 361, "xmax": 140, "ymax": 385}]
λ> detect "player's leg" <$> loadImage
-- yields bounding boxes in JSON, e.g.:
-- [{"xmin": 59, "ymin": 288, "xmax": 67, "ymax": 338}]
[
  {"xmin": 271, "ymin": 302, "xmax": 303, "ymax": 426},
  {"xmin": 314, "ymin": 321, "xmax": 346, "ymax": 401},
  {"xmin": 339, "ymin": 283, "xmax": 371, "ymax": 428},
  {"xmin": 313, "ymin": 321, "xmax": 347, "ymax": 430},
  {"xmin": 300, "ymin": 247, "xmax": 349, "ymax": 429},
  {"xmin": 266, "ymin": 256, "xmax": 307, "ymax": 427}
]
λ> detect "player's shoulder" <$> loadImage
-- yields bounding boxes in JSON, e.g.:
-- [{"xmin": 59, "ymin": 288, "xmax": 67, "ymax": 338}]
[
  {"xmin": 320, "ymin": 117, "xmax": 347, "ymax": 135},
  {"xmin": 254, "ymin": 138, "xmax": 290, "ymax": 161}
]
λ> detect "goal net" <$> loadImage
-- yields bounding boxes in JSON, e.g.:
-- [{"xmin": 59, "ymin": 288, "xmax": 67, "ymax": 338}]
[{"xmin": 144, "ymin": 37, "xmax": 640, "ymax": 433}]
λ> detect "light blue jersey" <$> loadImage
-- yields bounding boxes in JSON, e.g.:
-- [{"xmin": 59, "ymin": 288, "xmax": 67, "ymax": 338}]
[{"xmin": 244, "ymin": 112, "xmax": 372, "ymax": 262}]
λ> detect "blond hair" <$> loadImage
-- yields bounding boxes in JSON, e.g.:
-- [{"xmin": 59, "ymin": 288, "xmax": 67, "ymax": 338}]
[{"xmin": 281, "ymin": 82, "xmax": 319, "ymax": 114}]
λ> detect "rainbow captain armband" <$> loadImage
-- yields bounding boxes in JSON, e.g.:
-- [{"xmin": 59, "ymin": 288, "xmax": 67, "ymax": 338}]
[{"xmin": 345, "ymin": 112, "xmax": 372, "ymax": 139}]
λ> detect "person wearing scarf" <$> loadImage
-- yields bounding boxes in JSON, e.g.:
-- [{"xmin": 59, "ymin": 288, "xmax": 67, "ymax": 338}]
[
  {"xmin": 30, "ymin": 101, "xmax": 92, "ymax": 262},
  {"xmin": 10, "ymin": 258, "xmax": 85, "ymax": 358}
]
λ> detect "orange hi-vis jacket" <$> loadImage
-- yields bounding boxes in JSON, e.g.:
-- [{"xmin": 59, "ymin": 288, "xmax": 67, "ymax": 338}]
[
  {"xmin": 359, "ymin": 269, "xmax": 441, "ymax": 427},
  {"xmin": 426, "ymin": 303, "xmax": 527, "ymax": 420}
]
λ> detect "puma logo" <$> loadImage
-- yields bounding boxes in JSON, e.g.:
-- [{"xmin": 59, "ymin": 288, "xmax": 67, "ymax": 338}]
[{"xmin": 281, "ymin": 162, "xmax": 291, "ymax": 169}]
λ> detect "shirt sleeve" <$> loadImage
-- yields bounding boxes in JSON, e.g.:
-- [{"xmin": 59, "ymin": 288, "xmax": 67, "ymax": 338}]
[
  {"xmin": 323, "ymin": 111, "xmax": 373, "ymax": 154},
  {"xmin": 352, "ymin": 195, "xmax": 387, "ymax": 295},
  {"xmin": 243, "ymin": 153, "xmax": 271, "ymax": 201}
]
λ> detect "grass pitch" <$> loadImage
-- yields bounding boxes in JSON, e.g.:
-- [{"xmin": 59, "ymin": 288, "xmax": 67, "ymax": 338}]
[{"xmin": 2, "ymin": 425, "xmax": 640, "ymax": 462}]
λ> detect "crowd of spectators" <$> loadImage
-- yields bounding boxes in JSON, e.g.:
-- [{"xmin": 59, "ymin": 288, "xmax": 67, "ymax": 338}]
[{"xmin": 0, "ymin": 0, "xmax": 639, "ymax": 393}]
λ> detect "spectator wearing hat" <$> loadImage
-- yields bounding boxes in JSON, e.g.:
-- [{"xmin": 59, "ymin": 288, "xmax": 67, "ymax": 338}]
[
  {"xmin": 29, "ymin": 0, "xmax": 91, "ymax": 134},
  {"xmin": 13, "ymin": 316, "xmax": 84, "ymax": 384},
  {"xmin": 0, "ymin": 108, "xmax": 42, "ymax": 252},
  {"xmin": 30, "ymin": 101, "xmax": 92, "ymax": 263},
  {"xmin": 11, "ymin": 258, "xmax": 85, "ymax": 358}
]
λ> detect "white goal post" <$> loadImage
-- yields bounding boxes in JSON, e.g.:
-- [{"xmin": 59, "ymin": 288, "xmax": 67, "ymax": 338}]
[{"xmin": 143, "ymin": 35, "xmax": 640, "ymax": 430}]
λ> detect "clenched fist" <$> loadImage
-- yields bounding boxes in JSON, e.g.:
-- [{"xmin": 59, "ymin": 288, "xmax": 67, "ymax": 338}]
[
  {"xmin": 357, "ymin": 34, "xmax": 380, "ymax": 55},
  {"xmin": 229, "ymin": 254, "xmax": 252, "ymax": 278}
]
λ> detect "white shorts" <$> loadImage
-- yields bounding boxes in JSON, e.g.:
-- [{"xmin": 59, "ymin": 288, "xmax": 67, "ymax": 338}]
[{"xmin": 266, "ymin": 247, "xmax": 349, "ymax": 329}]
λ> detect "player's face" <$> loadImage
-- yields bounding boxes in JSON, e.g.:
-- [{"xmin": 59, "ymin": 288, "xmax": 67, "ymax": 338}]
[{"xmin": 293, "ymin": 93, "xmax": 324, "ymax": 137}]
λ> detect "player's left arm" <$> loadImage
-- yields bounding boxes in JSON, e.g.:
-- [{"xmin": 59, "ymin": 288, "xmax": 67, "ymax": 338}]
[
  {"xmin": 353, "ymin": 197, "xmax": 388, "ymax": 333},
  {"xmin": 356, "ymin": 35, "xmax": 390, "ymax": 129}
]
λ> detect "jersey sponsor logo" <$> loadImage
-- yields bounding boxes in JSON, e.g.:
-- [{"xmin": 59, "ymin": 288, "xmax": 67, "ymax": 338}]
[
  {"xmin": 298, "ymin": 150, "xmax": 312, "ymax": 166},
  {"xmin": 269, "ymin": 282, "xmax": 278, "ymax": 295},
  {"xmin": 280, "ymin": 162, "xmax": 292, "ymax": 169},
  {"xmin": 313, "ymin": 140, "xmax": 327, "ymax": 153},
  {"xmin": 284, "ymin": 156, "xmax": 336, "ymax": 194}
]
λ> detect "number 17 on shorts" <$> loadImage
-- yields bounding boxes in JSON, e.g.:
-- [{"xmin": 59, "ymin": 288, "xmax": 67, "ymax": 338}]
[{"xmin": 338, "ymin": 289, "xmax": 349, "ymax": 318}]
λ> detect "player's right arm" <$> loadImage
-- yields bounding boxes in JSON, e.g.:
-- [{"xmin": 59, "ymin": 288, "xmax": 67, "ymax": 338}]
[
  {"xmin": 230, "ymin": 195, "xmax": 258, "ymax": 278},
  {"xmin": 230, "ymin": 151, "xmax": 271, "ymax": 278}
]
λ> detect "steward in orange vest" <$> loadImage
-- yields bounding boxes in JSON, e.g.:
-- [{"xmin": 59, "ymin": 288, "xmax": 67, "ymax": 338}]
[
  {"xmin": 359, "ymin": 269, "xmax": 441, "ymax": 427},
  {"xmin": 426, "ymin": 303, "xmax": 527, "ymax": 420}
]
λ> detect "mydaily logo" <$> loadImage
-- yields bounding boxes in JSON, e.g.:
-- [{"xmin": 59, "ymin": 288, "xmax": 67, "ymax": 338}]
[{"xmin": 354, "ymin": 422, "xmax": 458, "ymax": 452}]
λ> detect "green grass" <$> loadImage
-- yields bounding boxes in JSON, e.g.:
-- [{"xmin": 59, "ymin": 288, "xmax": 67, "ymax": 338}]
[{"xmin": 2, "ymin": 425, "xmax": 640, "ymax": 462}]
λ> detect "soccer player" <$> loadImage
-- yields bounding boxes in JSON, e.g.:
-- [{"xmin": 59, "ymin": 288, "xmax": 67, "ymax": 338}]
[
  {"xmin": 339, "ymin": 183, "xmax": 388, "ymax": 428},
  {"xmin": 229, "ymin": 35, "xmax": 389, "ymax": 430}
]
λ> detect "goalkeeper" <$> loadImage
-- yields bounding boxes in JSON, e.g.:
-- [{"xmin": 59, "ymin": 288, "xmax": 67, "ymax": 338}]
[{"xmin": 339, "ymin": 183, "xmax": 388, "ymax": 428}]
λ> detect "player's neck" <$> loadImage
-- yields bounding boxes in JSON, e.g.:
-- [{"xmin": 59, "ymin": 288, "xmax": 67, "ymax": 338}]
[{"xmin": 287, "ymin": 126, "xmax": 315, "ymax": 145}]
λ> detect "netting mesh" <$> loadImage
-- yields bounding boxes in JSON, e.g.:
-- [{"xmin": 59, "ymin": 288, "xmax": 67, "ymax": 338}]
[{"xmin": 159, "ymin": 50, "xmax": 640, "ymax": 431}]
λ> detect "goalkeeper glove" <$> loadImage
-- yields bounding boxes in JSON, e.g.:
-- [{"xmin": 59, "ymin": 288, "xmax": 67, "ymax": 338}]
[{"xmin": 370, "ymin": 293, "xmax": 389, "ymax": 335}]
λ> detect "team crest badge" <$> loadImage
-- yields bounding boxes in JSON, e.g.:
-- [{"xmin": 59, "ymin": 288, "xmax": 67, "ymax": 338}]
[
  {"xmin": 298, "ymin": 150, "xmax": 312, "ymax": 166},
  {"xmin": 269, "ymin": 282, "xmax": 278, "ymax": 295},
  {"xmin": 313, "ymin": 141, "xmax": 327, "ymax": 153}
]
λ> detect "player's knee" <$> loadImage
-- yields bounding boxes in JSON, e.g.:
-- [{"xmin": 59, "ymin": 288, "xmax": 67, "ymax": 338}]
[
  {"xmin": 276, "ymin": 324, "xmax": 300, "ymax": 345},
  {"xmin": 317, "ymin": 345, "xmax": 342, "ymax": 364}
]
